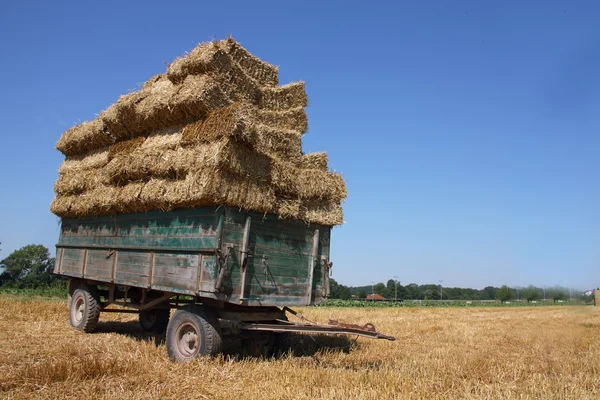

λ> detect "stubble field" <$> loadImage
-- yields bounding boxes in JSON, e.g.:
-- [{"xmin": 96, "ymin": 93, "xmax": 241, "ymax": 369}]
[{"xmin": 0, "ymin": 295, "xmax": 598, "ymax": 399}]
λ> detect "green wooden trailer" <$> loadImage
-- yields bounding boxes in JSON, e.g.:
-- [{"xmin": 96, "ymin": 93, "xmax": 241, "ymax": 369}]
[{"xmin": 54, "ymin": 206, "xmax": 394, "ymax": 361}]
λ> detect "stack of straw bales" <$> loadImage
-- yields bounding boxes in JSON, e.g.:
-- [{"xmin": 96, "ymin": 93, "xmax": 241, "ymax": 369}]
[{"xmin": 51, "ymin": 38, "xmax": 345, "ymax": 226}]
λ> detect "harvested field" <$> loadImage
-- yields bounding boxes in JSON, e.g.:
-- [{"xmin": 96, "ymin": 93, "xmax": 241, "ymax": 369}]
[{"xmin": 1, "ymin": 296, "xmax": 598, "ymax": 399}]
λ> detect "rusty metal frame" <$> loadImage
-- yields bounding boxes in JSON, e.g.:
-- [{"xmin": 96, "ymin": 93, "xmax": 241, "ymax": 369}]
[
  {"xmin": 239, "ymin": 321, "xmax": 395, "ymax": 341},
  {"xmin": 239, "ymin": 306, "xmax": 395, "ymax": 341}
]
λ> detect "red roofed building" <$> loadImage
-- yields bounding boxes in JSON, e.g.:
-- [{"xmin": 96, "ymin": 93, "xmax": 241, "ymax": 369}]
[{"xmin": 366, "ymin": 293, "xmax": 386, "ymax": 301}]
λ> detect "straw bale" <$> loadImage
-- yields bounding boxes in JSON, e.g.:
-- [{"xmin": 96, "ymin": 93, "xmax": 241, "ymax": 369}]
[
  {"xmin": 167, "ymin": 38, "xmax": 278, "ymax": 87},
  {"xmin": 108, "ymin": 137, "xmax": 145, "ymax": 160},
  {"xmin": 50, "ymin": 186, "xmax": 120, "ymax": 218},
  {"xmin": 100, "ymin": 91, "xmax": 148, "ymax": 140},
  {"xmin": 256, "ymin": 107, "xmax": 307, "ymax": 134},
  {"xmin": 54, "ymin": 169, "xmax": 107, "ymax": 196},
  {"xmin": 105, "ymin": 139, "xmax": 271, "ymax": 185},
  {"xmin": 260, "ymin": 82, "xmax": 308, "ymax": 110},
  {"xmin": 181, "ymin": 104, "xmax": 256, "ymax": 146},
  {"xmin": 56, "ymin": 119, "xmax": 113, "ymax": 157},
  {"xmin": 300, "ymin": 152, "xmax": 328, "ymax": 171},
  {"xmin": 181, "ymin": 103, "xmax": 305, "ymax": 153},
  {"xmin": 52, "ymin": 168, "xmax": 276, "ymax": 218},
  {"xmin": 58, "ymin": 147, "xmax": 109, "ymax": 174},
  {"xmin": 133, "ymin": 79, "xmax": 183, "ymax": 132},
  {"xmin": 271, "ymin": 161, "xmax": 346, "ymax": 201},
  {"xmin": 166, "ymin": 42, "xmax": 221, "ymax": 83},
  {"xmin": 141, "ymin": 74, "xmax": 166, "ymax": 91},
  {"xmin": 276, "ymin": 199, "xmax": 344, "ymax": 226},
  {"xmin": 223, "ymin": 37, "xmax": 278, "ymax": 86},
  {"xmin": 141, "ymin": 127, "xmax": 183, "ymax": 150},
  {"xmin": 172, "ymin": 75, "xmax": 232, "ymax": 121},
  {"xmin": 184, "ymin": 170, "xmax": 276, "ymax": 213}
]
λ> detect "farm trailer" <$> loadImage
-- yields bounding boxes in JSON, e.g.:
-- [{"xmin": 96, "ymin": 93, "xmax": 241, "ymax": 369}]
[{"xmin": 54, "ymin": 206, "xmax": 394, "ymax": 361}]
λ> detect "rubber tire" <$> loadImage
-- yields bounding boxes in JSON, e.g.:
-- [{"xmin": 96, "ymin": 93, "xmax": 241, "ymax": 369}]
[
  {"xmin": 166, "ymin": 306, "xmax": 223, "ymax": 362},
  {"xmin": 139, "ymin": 309, "xmax": 170, "ymax": 333},
  {"xmin": 69, "ymin": 287, "xmax": 100, "ymax": 333}
]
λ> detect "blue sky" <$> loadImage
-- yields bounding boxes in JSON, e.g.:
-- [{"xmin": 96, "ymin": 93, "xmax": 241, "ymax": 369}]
[{"xmin": 0, "ymin": 1, "xmax": 598, "ymax": 289}]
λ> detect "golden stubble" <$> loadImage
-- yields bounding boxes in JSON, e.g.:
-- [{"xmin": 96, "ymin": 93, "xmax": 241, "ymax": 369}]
[{"xmin": 0, "ymin": 296, "xmax": 598, "ymax": 400}]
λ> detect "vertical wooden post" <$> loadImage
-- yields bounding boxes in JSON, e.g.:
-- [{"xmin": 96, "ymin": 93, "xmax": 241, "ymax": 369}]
[
  {"xmin": 81, "ymin": 249, "xmax": 88, "ymax": 278},
  {"xmin": 239, "ymin": 216, "xmax": 251, "ymax": 303},
  {"xmin": 306, "ymin": 229, "xmax": 320, "ymax": 305}
]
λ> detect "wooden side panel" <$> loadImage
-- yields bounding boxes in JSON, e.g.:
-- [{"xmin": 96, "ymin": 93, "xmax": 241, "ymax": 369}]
[
  {"xmin": 115, "ymin": 251, "xmax": 152, "ymax": 287},
  {"xmin": 60, "ymin": 248, "xmax": 85, "ymax": 277},
  {"xmin": 198, "ymin": 254, "xmax": 218, "ymax": 293},
  {"xmin": 221, "ymin": 208, "xmax": 332, "ymax": 306},
  {"xmin": 151, "ymin": 253, "xmax": 199, "ymax": 293},
  {"xmin": 84, "ymin": 250, "xmax": 114, "ymax": 282},
  {"xmin": 59, "ymin": 208, "xmax": 220, "ymax": 250},
  {"xmin": 56, "ymin": 206, "xmax": 333, "ymax": 307}
]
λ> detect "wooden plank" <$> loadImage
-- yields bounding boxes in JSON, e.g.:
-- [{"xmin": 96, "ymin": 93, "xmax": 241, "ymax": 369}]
[
  {"xmin": 84, "ymin": 249, "xmax": 113, "ymax": 281},
  {"xmin": 115, "ymin": 251, "xmax": 152, "ymax": 287},
  {"xmin": 151, "ymin": 253, "xmax": 198, "ymax": 292},
  {"xmin": 60, "ymin": 248, "xmax": 85, "ymax": 276}
]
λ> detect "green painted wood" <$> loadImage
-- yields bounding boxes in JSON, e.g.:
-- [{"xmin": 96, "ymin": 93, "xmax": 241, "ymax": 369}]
[{"xmin": 56, "ymin": 206, "xmax": 332, "ymax": 307}]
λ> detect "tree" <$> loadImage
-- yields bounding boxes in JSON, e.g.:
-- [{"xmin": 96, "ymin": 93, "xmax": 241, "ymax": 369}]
[
  {"xmin": 482, "ymin": 286, "xmax": 497, "ymax": 300},
  {"xmin": 357, "ymin": 289, "xmax": 368, "ymax": 299},
  {"xmin": 496, "ymin": 285, "xmax": 513, "ymax": 303},
  {"xmin": 522, "ymin": 285, "xmax": 541, "ymax": 302},
  {"xmin": 373, "ymin": 282, "xmax": 389, "ymax": 299},
  {"xmin": 547, "ymin": 286, "xmax": 568, "ymax": 302},
  {"xmin": 0, "ymin": 245, "xmax": 56, "ymax": 288}
]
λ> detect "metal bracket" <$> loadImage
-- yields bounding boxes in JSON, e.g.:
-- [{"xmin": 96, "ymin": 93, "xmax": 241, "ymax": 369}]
[{"xmin": 214, "ymin": 245, "xmax": 232, "ymax": 292}]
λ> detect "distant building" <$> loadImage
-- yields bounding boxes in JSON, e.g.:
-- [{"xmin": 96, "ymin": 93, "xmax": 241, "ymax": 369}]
[
  {"xmin": 366, "ymin": 294, "xmax": 386, "ymax": 301},
  {"xmin": 584, "ymin": 290, "xmax": 594, "ymax": 296}
]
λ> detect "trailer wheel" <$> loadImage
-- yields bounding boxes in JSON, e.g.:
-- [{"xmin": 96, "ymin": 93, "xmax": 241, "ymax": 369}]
[
  {"xmin": 166, "ymin": 306, "xmax": 222, "ymax": 362},
  {"xmin": 139, "ymin": 309, "xmax": 170, "ymax": 333},
  {"xmin": 69, "ymin": 287, "xmax": 100, "ymax": 333}
]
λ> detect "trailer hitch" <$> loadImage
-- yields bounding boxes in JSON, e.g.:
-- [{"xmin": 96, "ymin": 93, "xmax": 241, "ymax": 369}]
[{"xmin": 239, "ymin": 307, "xmax": 396, "ymax": 341}]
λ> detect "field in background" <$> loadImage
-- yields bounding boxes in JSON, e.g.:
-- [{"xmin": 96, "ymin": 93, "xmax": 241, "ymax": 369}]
[{"xmin": 1, "ymin": 295, "xmax": 599, "ymax": 399}]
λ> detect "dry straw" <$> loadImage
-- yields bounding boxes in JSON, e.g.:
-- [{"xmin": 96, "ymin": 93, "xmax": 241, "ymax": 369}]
[
  {"xmin": 57, "ymin": 147, "xmax": 109, "ymax": 174},
  {"xmin": 51, "ymin": 169, "xmax": 277, "ymax": 219},
  {"xmin": 300, "ymin": 152, "xmax": 328, "ymax": 171},
  {"xmin": 55, "ymin": 119, "xmax": 113, "ymax": 157}
]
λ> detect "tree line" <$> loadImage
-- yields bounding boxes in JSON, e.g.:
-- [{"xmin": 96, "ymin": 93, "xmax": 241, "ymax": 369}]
[
  {"xmin": 0, "ymin": 244, "xmax": 594, "ymax": 303},
  {"xmin": 329, "ymin": 279, "xmax": 591, "ymax": 303}
]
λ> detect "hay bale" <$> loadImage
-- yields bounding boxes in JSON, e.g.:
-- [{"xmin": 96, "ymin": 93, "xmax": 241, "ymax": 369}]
[
  {"xmin": 56, "ymin": 119, "xmax": 113, "ymax": 157},
  {"xmin": 256, "ymin": 106, "xmax": 307, "ymax": 134},
  {"xmin": 276, "ymin": 199, "xmax": 344, "ymax": 226},
  {"xmin": 105, "ymin": 139, "xmax": 271, "ymax": 185},
  {"xmin": 100, "ymin": 91, "xmax": 148, "ymax": 140},
  {"xmin": 108, "ymin": 137, "xmax": 145, "ymax": 160},
  {"xmin": 172, "ymin": 75, "xmax": 232, "ymax": 121},
  {"xmin": 181, "ymin": 103, "xmax": 257, "ymax": 145},
  {"xmin": 54, "ymin": 169, "xmax": 107, "ymax": 196},
  {"xmin": 52, "ymin": 168, "xmax": 277, "ymax": 218},
  {"xmin": 141, "ymin": 73, "xmax": 166, "ymax": 91},
  {"xmin": 58, "ymin": 147, "xmax": 109, "ymax": 174},
  {"xmin": 141, "ymin": 127, "xmax": 183, "ymax": 150},
  {"xmin": 134, "ymin": 79, "xmax": 183, "ymax": 132},
  {"xmin": 259, "ymin": 82, "xmax": 307, "ymax": 110},
  {"xmin": 300, "ymin": 152, "xmax": 328, "ymax": 171},
  {"xmin": 167, "ymin": 38, "xmax": 278, "ymax": 87},
  {"xmin": 180, "ymin": 103, "xmax": 303, "ymax": 161},
  {"xmin": 271, "ymin": 160, "xmax": 346, "ymax": 201},
  {"xmin": 223, "ymin": 37, "xmax": 278, "ymax": 86}
]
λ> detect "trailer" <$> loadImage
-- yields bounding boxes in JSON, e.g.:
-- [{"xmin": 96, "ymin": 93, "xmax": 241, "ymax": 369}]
[{"xmin": 54, "ymin": 205, "xmax": 394, "ymax": 361}]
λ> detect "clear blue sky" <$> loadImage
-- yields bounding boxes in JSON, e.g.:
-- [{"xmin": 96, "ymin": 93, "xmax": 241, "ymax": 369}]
[{"xmin": 0, "ymin": 1, "xmax": 598, "ymax": 290}]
